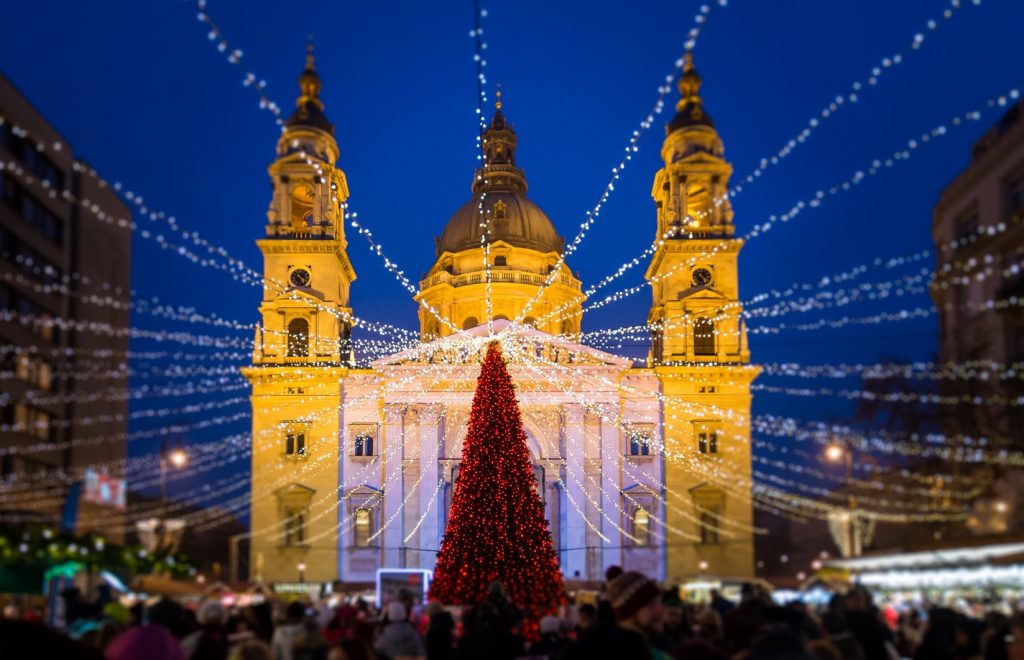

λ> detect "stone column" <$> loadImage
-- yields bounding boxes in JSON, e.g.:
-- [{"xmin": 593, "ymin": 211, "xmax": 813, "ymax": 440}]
[
  {"xmin": 563, "ymin": 404, "xmax": 587, "ymax": 579},
  {"xmin": 381, "ymin": 403, "xmax": 406, "ymax": 568},
  {"xmin": 416, "ymin": 405, "xmax": 444, "ymax": 569},
  {"xmin": 600, "ymin": 405, "xmax": 623, "ymax": 571}
]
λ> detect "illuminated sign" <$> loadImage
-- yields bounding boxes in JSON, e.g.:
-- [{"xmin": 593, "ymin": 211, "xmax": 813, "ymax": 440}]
[{"xmin": 83, "ymin": 470, "xmax": 126, "ymax": 510}]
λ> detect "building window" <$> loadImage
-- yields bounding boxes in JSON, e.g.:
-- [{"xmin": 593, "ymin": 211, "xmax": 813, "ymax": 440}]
[
  {"xmin": 955, "ymin": 213, "xmax": 979, "ymax": 243},
  {"xmin": 699, "ymin": 510, "xmax": 720, "ymax": 545},
  {"xmin": 696, "ymin": 423, "xmax": 719, "ymax": 454},
  {"xmin": 494, "ymin": 255, "xmax": 507, "ymax": 266},
  {"xmin": 1, "ymin": 175, "xmax": 63, "ymax": 246},
  {"xmin": 287, "ymin": 317, "xmax": 309, "ymax": 357},
  {"xmin": 283, "ymin": 507, "xmax": 306, "ymax": 546},
  {"xmin": 354, "ymin": 508, "xmax": 373, "ymax": 547},
  {"xmin": 350, "ymin": 425, "xmax": 378, "ymax": 457},
  {"xmin": 628, "ymin": 430, "xmax": 651, "ymax": 456},
  {"xmin": 1008, "ymin": 175, "xmax": 1024, "ymax": 218},
  {"xmin": 632, "ymin": 507, "xmax": 651, "ymax": 545},
  {"xmin": 14, "ymin": 403, "xmax": 50, "ymax": 440},
  {"xmin": 462, "ymin": 316, "xmax": 479, "ymax": 330},
  {"xmin": 493, "ymin": 200, "xmax": 507, "ymax": 220},
  {"xmin": 693, "ymin": 317, "xmax": 715, "ymax": 355},
  {"xmin": 354, "ymin": 432, "xmax": 374, "ymax": 456},
  {"xmin": 285, "ymin": 430, "xmax": 306, "ymax": 456}
]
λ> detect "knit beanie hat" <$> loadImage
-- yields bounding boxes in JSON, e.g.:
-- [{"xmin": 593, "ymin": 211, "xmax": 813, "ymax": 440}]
[{"xmin": 606, "ymin": 571, "xmax": 660, "ymax": 622}]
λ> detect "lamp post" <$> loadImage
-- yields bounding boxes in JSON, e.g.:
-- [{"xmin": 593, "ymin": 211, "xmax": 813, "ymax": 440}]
[
  {"xmin": 297, "ymin": 561, "xmax": 306, "ymax": 583},
  {"xmin": 159, "ymin": 441, "xmax": 189, "ymax": 504},
  {"xmin": 825, "ymin": 440, "xmax": 860, "ymax": 557}
]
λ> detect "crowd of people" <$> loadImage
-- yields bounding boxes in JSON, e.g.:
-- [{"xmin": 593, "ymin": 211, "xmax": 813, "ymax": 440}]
[{"xmin": 2, "ymin": 567, "xmax": 1024, "ymax": 660}]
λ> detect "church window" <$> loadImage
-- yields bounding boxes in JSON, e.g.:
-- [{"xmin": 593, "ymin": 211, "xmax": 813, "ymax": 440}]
[
  {"xmin": 699, "ymin": 510, "xmax": 720, "ymax": 545},
  {"xmin": 696, "ymin": 422, "xmax": 719, "ymax": 454},
  {"xmin": 462, "ymin": 316, "xmax": 479, "ymax": 330},
  {"xmin": 351, "ymin": 425, "xmax": 378, "ymax": 457},
  {"xmin": 632, "ymin": 507, "xmax": 651, "ymax": 545},
  {"xmin": 693, "ymin": 317, "xmax": 715, "ymax": 355},
  {"xmin": 285, "ymin": 429, "xmax": 306, "ymax": 456},
  {"xmin": 287, "ymin": 318, "xmax": 309, "ymax": 357},
  {"xmin": 354, "ymin": 432, "xmax": 374, "ymax": 456},
  {"xmin": 283, "ymin": 507, "xmax": 307, "ymax": 546},
  {"xmin": 494, "ymin": 255, "xmax": 507, "ymax": 266},
  {"xmin": 629, "ymin": 431, "xmax": 651, "ymax": 456},
  {"xmin": 354, "ymin": 508, "xmax": 373, "ymax": 547},
  {"xmin": 494, "ymin": 200, "xmax": 507, "ymax": 220},
  {"xmin": 523, "ymin": 316, "xmax": 537, "ymax": 328}
]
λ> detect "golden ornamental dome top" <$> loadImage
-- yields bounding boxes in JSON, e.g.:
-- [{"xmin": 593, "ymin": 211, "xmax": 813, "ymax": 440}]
[
  {"xmin": 667, "ymin": 51, "xmax": 715, "ymax": 134},
  {"xmin": 285, "ymin": 37, "xmax": 334, "ymax": 135}
]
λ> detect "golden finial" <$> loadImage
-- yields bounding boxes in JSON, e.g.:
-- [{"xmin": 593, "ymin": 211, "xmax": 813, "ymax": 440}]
[
  {"xmin": 678, "ymin": 50, "xmax": 703, "ymax": 106},
  {"xmin": 296, "ymin": 34, "xmax": 323, "ymax": 110},
  {"xmin": 495, "ymin": 84, "xmax": 503, "ymax": 111},
  {"xmin": 305, "ymin": 34, "xmax": 316, "ymax": 71}
]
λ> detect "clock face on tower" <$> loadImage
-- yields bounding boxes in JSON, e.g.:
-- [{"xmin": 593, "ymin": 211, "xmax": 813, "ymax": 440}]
[
  {"xmin": 691, "ymin": 267, "xmax": 713, "ymax": 287},
  {"xmin": 290, "ymin": 268, "xmax": 311, "ymax": 288}
]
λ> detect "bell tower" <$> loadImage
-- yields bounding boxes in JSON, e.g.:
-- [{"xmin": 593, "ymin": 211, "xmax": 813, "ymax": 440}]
[
  {"xmin": 243, "ymin": 44, "xmax": 355, "ymax": 584},
  {"xmin": 645, "ymin": 53, "xmax": 759, "ymax": 581}
]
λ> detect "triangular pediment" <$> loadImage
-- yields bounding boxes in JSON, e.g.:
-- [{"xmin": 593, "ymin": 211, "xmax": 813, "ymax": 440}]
[
  {"xmin": 371, "ymin": 318, "xmax": 633, "ymax": 368},
  {"xmin": 678, "ymin": 285, "xmax": 728, "ymax": 301}
]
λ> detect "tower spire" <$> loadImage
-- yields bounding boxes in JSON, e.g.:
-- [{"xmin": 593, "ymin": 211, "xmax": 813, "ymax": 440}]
[{"xmin": 296, "ymin": 35, "xmax": 323, "ymax": 112}]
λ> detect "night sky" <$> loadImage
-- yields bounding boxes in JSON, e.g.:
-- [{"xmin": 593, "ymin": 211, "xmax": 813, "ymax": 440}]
[{"xmin": 2, "ymin": 1, "xmax": 1022, "ymax": 511}]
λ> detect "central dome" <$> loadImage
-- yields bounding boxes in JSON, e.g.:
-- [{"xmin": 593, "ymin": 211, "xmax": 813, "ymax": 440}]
[
  {"xmin": 436, "ymin": 191, "xmax": 564, "ymax": 257},
  {"xmin": 434, "ymin": 100, "xmax": 564, "ymax": 258}
]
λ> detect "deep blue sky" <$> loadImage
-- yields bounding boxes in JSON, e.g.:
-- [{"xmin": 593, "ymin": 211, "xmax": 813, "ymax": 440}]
[{"xmin": 3, "ymin": 1, "xmax": 1023, "ymax": 508}]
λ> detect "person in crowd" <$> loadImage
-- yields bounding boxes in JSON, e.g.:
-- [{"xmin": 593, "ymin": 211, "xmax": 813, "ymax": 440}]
[
  {"xmin": 374, "ymin": 601, "xmax": 425, "ymax": 660},
  {"xmin": 653, "ymin": 589, "xmax": 691, "ymax": 654},
  {"xmin": 724, "ymin": 583, "xmax": 768, "ymax": 654},
  {"xmin": 455, "ymin": 583, "xmax": 523, "ymax": 660},
  {"xmin": 292, "ymin": 616, "xmax": 330, "ymax": 660},
  {"xmin": 564, "ymin": 570, "xmax": 661, "ymax": 660},
  {"xmin": 528, "ymin": 614, "xmax": 569, "ymax": 659},
  {"xmin": 228, "ymin": 638, "xmax": 275, "ymax": 660},
  {"xmin": 106, "ymin": 623, "xmax": 189, "ymax": 660},
  {"xmin": 324, "ymin": 599, "xmax": 357, "ymax": 645},
  {"xmin": 424, "ymin": 601, "xmax": 455, "ymax": 660},
  {"xmin": 149, "ymin": 596, "xmax": 193, "ymax": 640},
  {"xmin": 709, "ymin": 589, "xmax": 735, "ymax": 619},
  {"xmin": 840, "ymin": 587, "xmax": 894, "ymax": 660},
  {"xmin": 574, "ymin": 603, "xmax": 597, "ymax": 637},
  {"xmin": 328, "ymin": 638, "xmax": 378, "ymax": 660},
  {"xmin": 181, "ymin": 599, "xmax": 230, "ymax": 660},
  {"xmin": 915, "ymin": 607, "xmax": 959, "ymax": 660},
  {"xmin": 272, "ymin": 602, "xmax": 310, "ymax": 660}
]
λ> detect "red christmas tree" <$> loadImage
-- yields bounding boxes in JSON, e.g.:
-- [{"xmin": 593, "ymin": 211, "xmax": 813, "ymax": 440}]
[{"xmin": 429, "ymin": 342, "xmax": 565, "ymax": 620}]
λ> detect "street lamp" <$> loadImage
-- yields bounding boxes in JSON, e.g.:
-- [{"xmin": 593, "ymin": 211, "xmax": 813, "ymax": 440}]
[
  {"xmin": 824, "ymin": 441, "xmax": 860, "ymax": 557},
  {"xmin": 298, "ymin": 561, "xmax": 306, "ymax": 583},
  {"xmin": 159, "ymin": 442, "xmax": 189, "ymax": 503}
]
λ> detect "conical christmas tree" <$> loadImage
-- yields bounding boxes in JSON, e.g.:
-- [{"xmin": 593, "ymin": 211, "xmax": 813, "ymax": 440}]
[{"xmin": 429, "ymin": 342, "xmax": 565, "ymax": 620}]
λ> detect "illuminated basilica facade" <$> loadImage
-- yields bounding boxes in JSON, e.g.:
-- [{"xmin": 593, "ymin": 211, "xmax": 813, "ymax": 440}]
[{"xmin": 243, "ymin": 52, "xmax": 758, "ymax": 586}]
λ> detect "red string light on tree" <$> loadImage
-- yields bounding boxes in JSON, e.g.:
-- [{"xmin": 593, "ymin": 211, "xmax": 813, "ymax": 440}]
[{"xmin": 429, "ymin": 343, "xmax": 565, "ymax": 631}]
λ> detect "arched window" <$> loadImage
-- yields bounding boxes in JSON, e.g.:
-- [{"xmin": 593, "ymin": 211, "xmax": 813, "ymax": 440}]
[
  {"xmin": 494, "ymin": 200, "xmax": 507, "ymax": 220},
  {"xmin": 633, "ymin": 507, "xmax": 650, "ymax": 545},
  {"xmin": 494, "ymin": 315, "xmax": 510, "ymax": 321},
  {"xmin": 693, "ymin": 317, "xmax": 715, "ymax": 356},
  {"xmin": 523, "ymin": 316, "xmax": 537, "ymax": 328},
  {"xmin": 462, "ymin": 316, "xmax": 479, "ymax": 330},
  {"xmin": 354, "ymin": 508, "xmax": 372, "ymax": 547},
  {"xmin": 287, "ymin": 318, "xmax": 309, "ymax": 357}
]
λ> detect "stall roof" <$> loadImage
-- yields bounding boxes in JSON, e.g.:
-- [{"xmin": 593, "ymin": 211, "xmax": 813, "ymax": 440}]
[{"xmin": 827, "ymin": 536, "xmax": 1024, "ymax": 572}]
